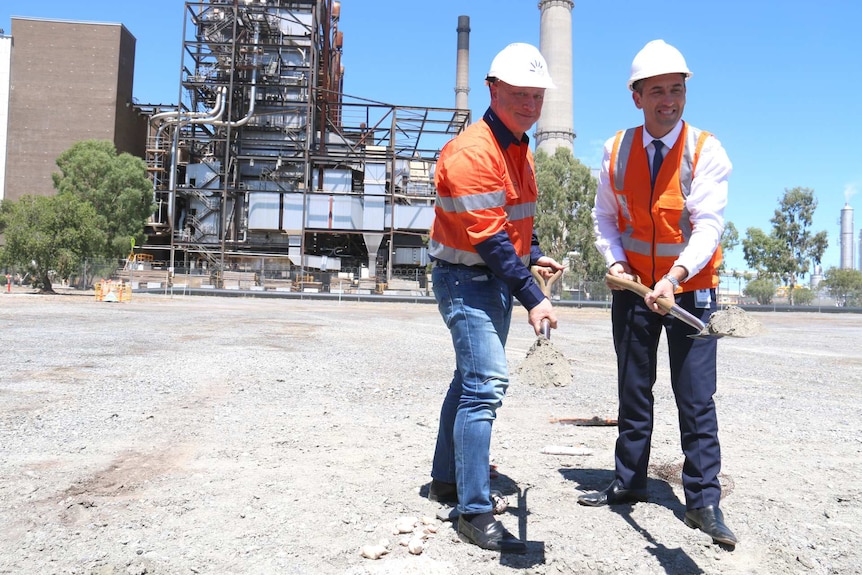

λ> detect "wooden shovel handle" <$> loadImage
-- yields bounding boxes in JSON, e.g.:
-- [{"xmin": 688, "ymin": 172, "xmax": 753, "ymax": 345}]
[
  {"xmin": 531, "ymin": 266, "xmax": 563, "ymax": 299},
  {"xmin": 604, "ymin": 273, "xmax": 675, "ymax": 314},
  {"xmin": 605, "ymin": 273, "xmax": 708, "ymax": 333}
]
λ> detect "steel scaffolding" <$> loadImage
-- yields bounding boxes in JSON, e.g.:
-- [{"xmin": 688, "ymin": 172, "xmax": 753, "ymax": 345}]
[{"xmin": 143, "ymin": 0, "xmax": 469, "ymax": 289}]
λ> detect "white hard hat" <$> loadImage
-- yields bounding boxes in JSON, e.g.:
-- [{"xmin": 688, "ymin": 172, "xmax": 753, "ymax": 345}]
[
  {"xmin": 627, "ymin": 39, "xmax": 692, "ymax": 91},
  {"xmin": 486, "ymin": 43, "xmax": 557, "ymax": 90}
]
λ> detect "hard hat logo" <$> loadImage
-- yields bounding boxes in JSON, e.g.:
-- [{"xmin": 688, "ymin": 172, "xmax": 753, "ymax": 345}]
[
  {"xmin": 628, "ymin": 39, "xmax": 692, "ymax": 91},
  {"xmin": 529, "ymin": 58, "xmax": 546, "ymax": 74},
  {"xmin": 486, "ymin": 43, "xmax": 557, "ymax": 90}
]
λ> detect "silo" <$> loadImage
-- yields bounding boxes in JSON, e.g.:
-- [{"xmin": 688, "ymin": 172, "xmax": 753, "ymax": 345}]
[
  {"xmin": 840, "ymin": 203, "xmax": 854, "ymax": 269},
  {"xmin": 535, "ymin": 0, "xmax": 575, "ymax": 154},
  {"xmin": 454, "ymin": 16, "xmax": 470, "ymax": 111}
]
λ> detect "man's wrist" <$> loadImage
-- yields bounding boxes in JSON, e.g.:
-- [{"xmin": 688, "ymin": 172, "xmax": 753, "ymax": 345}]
[{"xmin": 662, "ymin": 273, "xmax": 681, "ymax": 291}]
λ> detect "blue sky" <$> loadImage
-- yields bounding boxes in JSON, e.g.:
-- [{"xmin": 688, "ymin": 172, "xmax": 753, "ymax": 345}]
[{"xmin": 3, "ymin": 0, "xmax": 860, "ymax": 274}]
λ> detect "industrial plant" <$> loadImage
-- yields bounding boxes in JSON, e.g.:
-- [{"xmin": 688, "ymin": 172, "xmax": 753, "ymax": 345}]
[{"xmin": 142, "ymin": 0, "xmax": 469, "ymax": 293}]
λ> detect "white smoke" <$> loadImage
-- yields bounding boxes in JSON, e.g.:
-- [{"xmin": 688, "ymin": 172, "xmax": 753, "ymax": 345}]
[{"xmin": 845, "ymin": 183, "xmax": 858, "ymax": 204}]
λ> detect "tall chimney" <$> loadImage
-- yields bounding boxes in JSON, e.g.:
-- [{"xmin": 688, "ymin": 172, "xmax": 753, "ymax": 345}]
[
  {"xmin": 454, "ymin": 15, "xmax": 470, "ymax": 111},
  {"xmin": 841, "ymin": 203, "xmax": 854, "ymax": 269},
  {"xmin": 535, "ymin": 0, "xmax": 575, "ymax": 154}
]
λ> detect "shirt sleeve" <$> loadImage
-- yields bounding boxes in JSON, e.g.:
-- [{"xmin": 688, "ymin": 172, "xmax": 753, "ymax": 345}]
[
  {"xmin": 675, "ymin": 134, "xmax": 732, "ymax": 280},
  {"xmin": 591, "ymin": 136, "xmax": 628, "ymax": 267},
  {"xmin": 475, "ymin": 231, "xmax": 546, "ymax": 310}
]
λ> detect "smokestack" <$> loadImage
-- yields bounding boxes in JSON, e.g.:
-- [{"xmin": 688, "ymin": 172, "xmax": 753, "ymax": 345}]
[
  {"xmin": 535, "ymin": 0, "xmax": 575, "ymax": 154},
  {"xmin": 841, "ymin": 203, "xmax": 854, "ymax": 269},
  {"xmin": 858, "ymin": 229, "xmax": 862, "ymax": 272},
  {"xmin": 454, "ymin": 16, "xmax": 470, "ymax": 111}
]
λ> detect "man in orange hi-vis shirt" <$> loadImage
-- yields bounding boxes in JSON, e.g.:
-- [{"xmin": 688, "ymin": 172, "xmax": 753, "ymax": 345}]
[{"xmin": 426, "ymin": 43, "xmax": 565, "ymax": 554}]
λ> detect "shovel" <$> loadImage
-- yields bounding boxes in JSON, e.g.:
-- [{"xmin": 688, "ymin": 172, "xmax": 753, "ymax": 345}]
[
  {"xmin": 515, "ymin": 267, "xmax": 570, "ymax": 388},
  {"xmin": 532, "ymin": 266, "xmax": 564, "ymax": 338},
  {"xmin": 604, "ymin": 273, "xmax": 720, "ymax": 340}
]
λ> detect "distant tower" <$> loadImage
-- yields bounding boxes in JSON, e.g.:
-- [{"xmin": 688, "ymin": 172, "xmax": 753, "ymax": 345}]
[
  {"xmin": 454, "ymin": 16, "xmax": 470, "ymax": 111},
  {"xmin": 0, "ymin": 33, "xmax": 10, "ymax": 201},
  {"xmin": 840, "ymin": 203, "xmax": 854, "ymax": 269},
  {"xmin": 858, "ymin": 229, "xmax": 862, "ymax": 271},
  {"xmin": 535, "ymin": 0, "xmax": 574, "ymax": 154}
]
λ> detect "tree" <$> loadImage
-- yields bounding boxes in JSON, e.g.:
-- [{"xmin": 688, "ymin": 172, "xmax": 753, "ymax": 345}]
[
  {"xmin": 0, "ymin": 195, "xmax": 106, "ymax": 292},
  {"xmin": 743, "ymin": 277, "xmax": 777, "ymax": 305},
  {"xmin": 719, "ymin": 221, "xmax": 738, "ymax": 271},
  {"xmin": 791, "ymin": 286, "xmax": 815, "ymax": 306},
  {"xmin": 821, "ymin": 267, "xmax": 862, "ymax": 306},
  {"xmin": 52, "ymin": 140, "xmax": 155, "ymax": 259},
  {"xmin": 534, "ymin": 148, "xmax": 605, "ymax": 292},
  {"xmin": 741, "ymin": 187, "xmax": 828, "ymax": 305}
]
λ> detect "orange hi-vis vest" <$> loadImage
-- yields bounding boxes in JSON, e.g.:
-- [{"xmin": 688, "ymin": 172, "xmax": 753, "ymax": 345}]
[
  {"xmin": 429, "ymin": 117, "xmax": 536, "ymax": 267},
  {"xmin": 609, "ymin": 122, "xmax": 722, "ymax": 291}
]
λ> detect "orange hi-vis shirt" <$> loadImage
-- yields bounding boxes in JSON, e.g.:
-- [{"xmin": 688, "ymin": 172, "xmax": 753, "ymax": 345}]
[
  {"xmin": 429, "ymin": 114, "xmax": 537, "ymax": 268},
  {"xmin": 609, "ymin": 122, "xmax": 722, "ymax": 290},
  {"xmin": 428, "ymin": 108, "xmax": 546, "ymax": 310}
]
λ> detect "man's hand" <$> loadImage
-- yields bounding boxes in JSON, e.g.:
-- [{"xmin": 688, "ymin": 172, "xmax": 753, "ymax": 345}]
[
  {"xmin": 533, "ymin": 255, "xmax": 566, "ymax": 277},
  {"xmin": 606, "ymin": 261, "xmax": 635, "ymax": 290},
  {"xmin": 528, "ymin": 298, "xmax": 556, "ymax": 336},
  {"xmin": 644, "ymin": 266, "xmax": 686, "ymax": 315}
]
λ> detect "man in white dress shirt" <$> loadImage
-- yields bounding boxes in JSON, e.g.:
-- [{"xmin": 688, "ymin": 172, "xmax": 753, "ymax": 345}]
[{"xmin": 578, "ymin": 39, "xmax": 738, "ymax": 547}]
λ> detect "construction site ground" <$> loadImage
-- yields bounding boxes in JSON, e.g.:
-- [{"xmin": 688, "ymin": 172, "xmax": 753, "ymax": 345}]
[{"xmin": 1, "ymin": 290, "xmax": 860, "ymax": 575}]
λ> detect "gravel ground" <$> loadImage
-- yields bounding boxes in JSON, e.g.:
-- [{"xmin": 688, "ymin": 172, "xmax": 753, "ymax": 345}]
[{"xmin": 1, "ymin": 290, "xmax": 860, "ymax": 575}]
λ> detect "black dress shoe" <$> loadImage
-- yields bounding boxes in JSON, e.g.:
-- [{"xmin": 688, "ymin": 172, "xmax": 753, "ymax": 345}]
[
  {"xmin": 577, "ymin": 479, "xmax": 648, "ymax": 507},
  {"xmin": 457, "ymin": 515, "xmax": 527, "ymax": 554},
  {"xmin": 684, "ymin": 505, "xmax": 738, "ymax": 546},
  {"xmin": 428, "ymin": 479, "xmax": 458, "ymax": 504}
]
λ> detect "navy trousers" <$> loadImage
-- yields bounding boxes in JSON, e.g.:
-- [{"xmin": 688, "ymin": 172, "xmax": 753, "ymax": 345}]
[{"xmin": 611, "ymin": 288, "xmax": 722, "ymax": 510}]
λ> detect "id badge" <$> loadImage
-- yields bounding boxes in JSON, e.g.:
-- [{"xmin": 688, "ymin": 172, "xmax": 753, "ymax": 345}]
[{"xmin": 694, "ymin": 289, "xmax": 711, "ymax": 309}]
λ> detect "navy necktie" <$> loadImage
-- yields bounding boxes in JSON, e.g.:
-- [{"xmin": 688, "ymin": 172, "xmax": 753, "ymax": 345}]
[{"xmin": 651, "ymin": 139, "xmax": 664, "ymax": 188}]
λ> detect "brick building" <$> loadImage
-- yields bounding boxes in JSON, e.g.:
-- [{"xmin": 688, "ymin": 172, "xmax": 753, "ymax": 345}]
[{"xmin": 2, "ymin": 17, "xmax": 147, "ymax": 203}]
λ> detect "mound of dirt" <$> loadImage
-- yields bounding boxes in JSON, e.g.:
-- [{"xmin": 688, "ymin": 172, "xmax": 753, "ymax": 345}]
[
  {"xmin": 515, "ymin": 336, "xmax": 572, "ymax": 388},
  {"xmin": 706, "ymin": 305, "xmax": 764, "ymax": 337}
]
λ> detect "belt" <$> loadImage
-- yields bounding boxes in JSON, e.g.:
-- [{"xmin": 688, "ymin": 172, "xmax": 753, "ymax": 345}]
[{"xmin": 432, "ymin": 260, "xmax": 491, "ymax": 272}]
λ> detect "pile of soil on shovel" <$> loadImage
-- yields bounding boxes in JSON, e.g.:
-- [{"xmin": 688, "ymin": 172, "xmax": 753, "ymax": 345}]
[
  {"xmin": 515, "ymin": 337, "xmax": 572, "ymax": 388},
  {"xmin": 706, "ymin": 305, "xmax": 764, "ymax": 337}
]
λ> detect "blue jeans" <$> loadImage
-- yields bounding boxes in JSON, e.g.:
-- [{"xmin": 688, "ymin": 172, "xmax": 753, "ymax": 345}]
[{"xmin": 431, "ymin": 263, "xmax": 513, "ymax": 515}]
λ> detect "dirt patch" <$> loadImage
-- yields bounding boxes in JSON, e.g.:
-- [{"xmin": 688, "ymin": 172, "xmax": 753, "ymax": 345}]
[
  {"xmin": 515, "ymin": 336, "xmax": 572, "ymax": 388},
  {"xmin": 1, "ymin": 294, "xmax": 860, "ymax": 575}
]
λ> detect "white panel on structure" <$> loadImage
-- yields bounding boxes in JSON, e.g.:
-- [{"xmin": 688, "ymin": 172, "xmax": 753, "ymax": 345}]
[
  {"xmin": 364, "ymin": 183, "xmax": 385, "ymax": 196},
  {"xmin": 393, "ymin": 247, "xmax": 429, "ymax": 266},
  {"xmin": 365, "ymin": 162, "xmax": 387, "ymax": 186},
  {"xmin": 390, "ymin": 204, "xmax": 434, "ymax": 230},
  {"xmin": 248, "ymin": 192, "xmax": 282, "ymax": 229},
  {"xmin": 0, "ymin": 36, "xmax": 11, "ymax": 201},
  {"xmin": 305, "ymin": 195, "xmax": 362, "ymax": 230},
  {"xmin": 363, "ymin": 195, "xmax": 385, "ymax": 231},
  {"xmin": 312, "ymin": 169, "xmax": 352, "ymax": 193},
  {"xmin": 282, "ymin": 193, "xmax": 305, "ymax": 230}
]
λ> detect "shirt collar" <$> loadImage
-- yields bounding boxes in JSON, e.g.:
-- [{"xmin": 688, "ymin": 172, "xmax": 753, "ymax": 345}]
[
  {"xmin": 483, "ymin": 107, "xmax": 528, "ymax": 150},
  {"xmin": 643, "ymin": 119, "xmax": 684, "ymax": 150}
]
